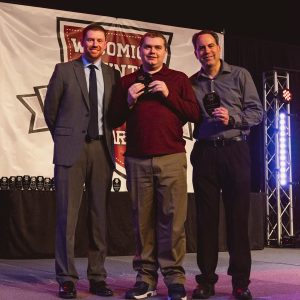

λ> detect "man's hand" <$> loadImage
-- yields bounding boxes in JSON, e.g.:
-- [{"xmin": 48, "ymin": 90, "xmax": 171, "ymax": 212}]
[
  {"xmin": 212, "ymin": 107, "xmax": 229, "ymax": 125},
  {"xmin": 148, "ymin": 80, "xmax": 169, "ymax": 98},
  {"xmin": 127, "ymin": 82, "xmax": 145, "ymax": 107}
]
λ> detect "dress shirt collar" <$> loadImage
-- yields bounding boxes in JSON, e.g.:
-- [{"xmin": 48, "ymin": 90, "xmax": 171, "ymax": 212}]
[
  {"xmin": 138, "ymin": 63, "xmax": 170, "ymax": 76},
  {"xmin": 197, "ymin": 60, "xmax": 231, "ymax": 80},
  {"xmin": 81, "ymin": 55, "xmax": 102, "ymax": 70}
]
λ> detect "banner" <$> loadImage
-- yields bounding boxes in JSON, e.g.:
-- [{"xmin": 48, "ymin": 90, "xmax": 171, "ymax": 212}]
[{"xmin": 0, "ymin": 3, "xmax": 224, "ymax": 191}]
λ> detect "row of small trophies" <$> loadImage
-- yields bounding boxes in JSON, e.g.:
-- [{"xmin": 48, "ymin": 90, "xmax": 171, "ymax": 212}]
[{"xmin": 0, "ymin": 176, "xmax": 54, "ymax": 191}]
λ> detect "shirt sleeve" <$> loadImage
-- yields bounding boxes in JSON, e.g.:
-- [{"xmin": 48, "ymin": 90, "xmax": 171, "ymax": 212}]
[
  {"xmin": 44, "ymin": 64, "xmax": 64, "ymax": 137},
  {"xmin": 231, "ymin": 69, "xmax": 264, "ymax": 129}
]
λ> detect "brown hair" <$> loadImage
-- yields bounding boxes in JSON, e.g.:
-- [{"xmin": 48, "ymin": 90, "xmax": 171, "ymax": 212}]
[
  {"xmin": 82, "ymin": 23, "xmax": 107, "ymax": 40},
  {"xmin": 192, "ymin": 30, "xmax": 219, "ymax": 49},
  {"xmin": 139, "ymin": 31, "xmax": 167, "ymax": 49}
]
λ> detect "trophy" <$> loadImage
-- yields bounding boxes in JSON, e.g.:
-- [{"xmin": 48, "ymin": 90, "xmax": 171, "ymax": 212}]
[
  {"xmin": 51, "ymin": 177, "xmax": 55, "ymax": 191},
  {"xmin": 135, "ymin": 73, "xmax": 153, "ymax": 94},
  {"xmin": 22, "ymin": 175, "xmax": 31, "ymax": 190},
  {"xmin": 44, "ymin": 177, "xmax": 52, "ymax": 191},
  {"xmin": 203, "ymin": 92, "xmax": 220, "ymax": 117},
  {"xmin": 36, "ymin": 176, "xmax": 44, "ymax": 191},
  {"xmin": 112, "ymin": 178, "xmax": 121, "ymax": 192},
  {"xmin": 8, "ymin": 176, "xmax": 16, "ymax": 190},
  {"xmin": 0, "ymin": 177, "xmax": 9, "ymax": 190},
  {"xmin": 16, "ymin": 176, "xmax": 23, "ymax": 190},
  {"xmin": 30, "ymin": 176, "xmax": 37, "ymax": 190}
]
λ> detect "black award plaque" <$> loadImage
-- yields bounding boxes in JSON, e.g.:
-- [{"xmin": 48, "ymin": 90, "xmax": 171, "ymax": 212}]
[
  {"xmin": 30, "ymin": 176, "xmax": 37, "ymax": 190},
  {"xmin": 16, "ymin": 176, "xmax": 23, "ymax": 190},
  {"xmin": 203, "ymin": 92, "xmax": 220, "ymax": 117},
  {"xmin": 36, "ymin": 176, "xmax": 44, "ymax": 191},
  {"xmin": 9, "ymin": 176, "xmax": 16, "ymax": 190},
  {"xmin": 1, "ymin": 177, "xmax": 9, "ymax": 190}
]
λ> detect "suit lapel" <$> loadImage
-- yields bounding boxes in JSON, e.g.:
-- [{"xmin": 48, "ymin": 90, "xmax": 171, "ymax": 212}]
[{"xmin": 73, "ymin": 59, "xmax": 90, "ymax": 109}]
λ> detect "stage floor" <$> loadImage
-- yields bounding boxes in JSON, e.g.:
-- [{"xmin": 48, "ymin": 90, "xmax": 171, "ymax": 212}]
[{"xmin": 1, "ymin": 247, "xmax": 300, "ymax": 299}]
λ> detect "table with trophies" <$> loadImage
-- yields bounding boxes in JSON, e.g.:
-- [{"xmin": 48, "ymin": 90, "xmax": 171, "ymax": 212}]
[{"xmin": 0, "ymin": 176, "xmax": 266, "ymax": 259}]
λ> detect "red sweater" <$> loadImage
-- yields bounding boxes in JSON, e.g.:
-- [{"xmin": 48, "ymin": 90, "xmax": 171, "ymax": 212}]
[{"xmin": 110, "ymin": 64, "xmax": 201, "ymax": 157}]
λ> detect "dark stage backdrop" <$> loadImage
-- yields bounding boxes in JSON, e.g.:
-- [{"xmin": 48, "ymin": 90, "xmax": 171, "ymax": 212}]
[{"xmin": 224, "ymin": 35, "xmax": 300, "ymax": 233}]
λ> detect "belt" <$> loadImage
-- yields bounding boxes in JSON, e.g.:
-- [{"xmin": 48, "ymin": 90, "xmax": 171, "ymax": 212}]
[
  {"xmin": 197, "ymin": 135, "xmax": 246, "ymax": 147},
  {"xmin": 85, "ymin": 135, "xmax": 104, "ymax": 143}
]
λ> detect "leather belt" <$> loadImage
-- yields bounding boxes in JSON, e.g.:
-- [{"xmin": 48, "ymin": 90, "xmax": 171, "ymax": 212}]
[
  {"xmin": 197, "ymin": 135, "xmax": 246, "ymax": 147},
  {"xmin": 85, "ymin": 135, "xmax": 104, "ymax": 143}
]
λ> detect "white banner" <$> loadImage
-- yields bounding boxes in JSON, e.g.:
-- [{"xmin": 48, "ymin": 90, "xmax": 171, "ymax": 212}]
[{"xmin": 0, "ymin": 3, "xmax": 224, "ymax": 192}]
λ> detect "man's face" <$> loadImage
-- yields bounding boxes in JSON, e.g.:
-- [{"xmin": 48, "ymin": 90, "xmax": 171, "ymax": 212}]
[
  {"xmin": 194, "ymin": 33, "xmax": 221, "ymax": 69},
  {"xmin": 139, "ymin": 37, "xmax": 167, "ymax": 71},
  {"xmin": 81, "ymin": 29, "xmax": 107, "ymax": 62}
]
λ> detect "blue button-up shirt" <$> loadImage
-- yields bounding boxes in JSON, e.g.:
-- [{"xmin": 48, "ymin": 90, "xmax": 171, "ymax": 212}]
[{"xmin": 190, "ymin": 60, "xmax": 264, "ymax": 140}]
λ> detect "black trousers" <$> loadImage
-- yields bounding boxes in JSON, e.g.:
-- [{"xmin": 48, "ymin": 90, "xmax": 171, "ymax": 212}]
[{"xmin": 190, "ymin": 140, "xmax": 251, "ymax": 288}]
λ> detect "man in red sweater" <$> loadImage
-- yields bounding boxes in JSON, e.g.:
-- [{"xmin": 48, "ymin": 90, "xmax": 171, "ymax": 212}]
[{"xmin": 110, "ymin": 32, "xmax": 200, "ymax": 300}]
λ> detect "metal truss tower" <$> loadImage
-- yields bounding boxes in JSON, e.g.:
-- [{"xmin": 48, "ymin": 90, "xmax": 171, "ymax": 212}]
[{"xmin": 263, "ymin": 70, "xmax": 294, "ymax": 246}]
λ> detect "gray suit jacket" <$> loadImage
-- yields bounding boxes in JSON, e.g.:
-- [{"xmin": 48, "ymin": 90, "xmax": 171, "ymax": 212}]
[{"xmin": 44, "ymin": 58, "xmax": 120, "ymax": 167}]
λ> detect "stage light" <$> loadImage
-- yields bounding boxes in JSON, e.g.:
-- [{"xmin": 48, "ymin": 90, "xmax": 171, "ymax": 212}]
[
  {"xmin": 278, "ymin": 113, "xmax": 289, "ymax": 186},
  {"xmin": 277, "ymin": 88, "xmax": 292, "ymax": 104}
]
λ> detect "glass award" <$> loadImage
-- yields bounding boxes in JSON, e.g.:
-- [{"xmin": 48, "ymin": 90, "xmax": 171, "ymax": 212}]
[
  {"xmin": 16, "ymin": 176, "xmax": 23, "ymax": 190},
  {"xmin": 30, "ymin": 176, "xmax": 37, "ymax": 190},
  {"xmin": 44, "ymin": 177, "xmax": 51, "ymax": 191},
  {"xmin": 51, "ymin": 177, "xmax": 55, "ymax": 191},
  {"xmin": 36, "ymin": 176, "xmax": 44, "ymax": 191},
  {"xmin": 1, "ymin": 177, "xmax": 9, "ymax": 190},
  {"xmin": 203, "ymin": 92, "xmax": 220, "ymax": 117},
  {"xmin": 8, "ymin": 176, "xmax": 16, "ymax": 190},
  {"xmin": 22, "ymin": 175, "xmax": 31, "ymax": 190}
]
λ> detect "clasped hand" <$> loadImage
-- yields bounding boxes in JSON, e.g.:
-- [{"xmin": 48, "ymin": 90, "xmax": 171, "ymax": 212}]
[
  {"xmin": 127, "ymin": 80, "xmax": 169, "ymax": 107},
  {"xmin": 211, "ymin": 107, "xmax": 229, "ymax": 126}
]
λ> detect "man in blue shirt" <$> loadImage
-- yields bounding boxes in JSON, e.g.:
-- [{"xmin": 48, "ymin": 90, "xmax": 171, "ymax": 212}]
[{"xmin": 190, "ymin": 30, "xmax": 263, "ymax": 300}]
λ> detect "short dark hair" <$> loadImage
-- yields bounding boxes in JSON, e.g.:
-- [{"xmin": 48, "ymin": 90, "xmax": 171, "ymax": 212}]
[
  {"xmin": 139, "ymin": 31, "xmax": 167, "ymax": 49},
  {"xmin": 192, "ymin": 30, "xmax": 219, "ymax": 49},
  {"xmin": 82, "ymin": 23, "xmax": 107, "ymax": 40}
]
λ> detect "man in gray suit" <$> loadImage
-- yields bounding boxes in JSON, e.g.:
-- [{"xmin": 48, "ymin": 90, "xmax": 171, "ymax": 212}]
[{"xmin": 44, "ymin": 23, "xmax": 120, "ymax": 299}]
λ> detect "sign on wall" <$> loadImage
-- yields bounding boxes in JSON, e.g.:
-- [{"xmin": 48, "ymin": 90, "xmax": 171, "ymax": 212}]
[{"xmin": 0, "ymin": 3, "xmax": 224, "ymax": 191}]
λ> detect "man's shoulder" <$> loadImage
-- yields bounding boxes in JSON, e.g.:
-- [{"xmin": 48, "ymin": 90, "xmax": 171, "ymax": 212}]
[
  {"xmin": 55, "ymin": 59, "xmax": 81, "ymax": 69},
  {"xmin": 224, "ymin": 61, "xmax": 250, "ymax": 75},
  {"xmin": 163, "ymin": 65, "xmax": 185, "ymax": 76},
  {"xmin": 121, "ymin": 70, "xmax": 139, "ymax": 82},
  {"xmin": 101, "ymin": 62, "xmax": 121, "ymax": 76}
]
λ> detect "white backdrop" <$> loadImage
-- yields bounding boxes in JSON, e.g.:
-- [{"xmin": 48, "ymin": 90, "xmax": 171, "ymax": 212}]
[{"xmin": 0, "ymin": 3, "xmax": 224, "ymax": 192}]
